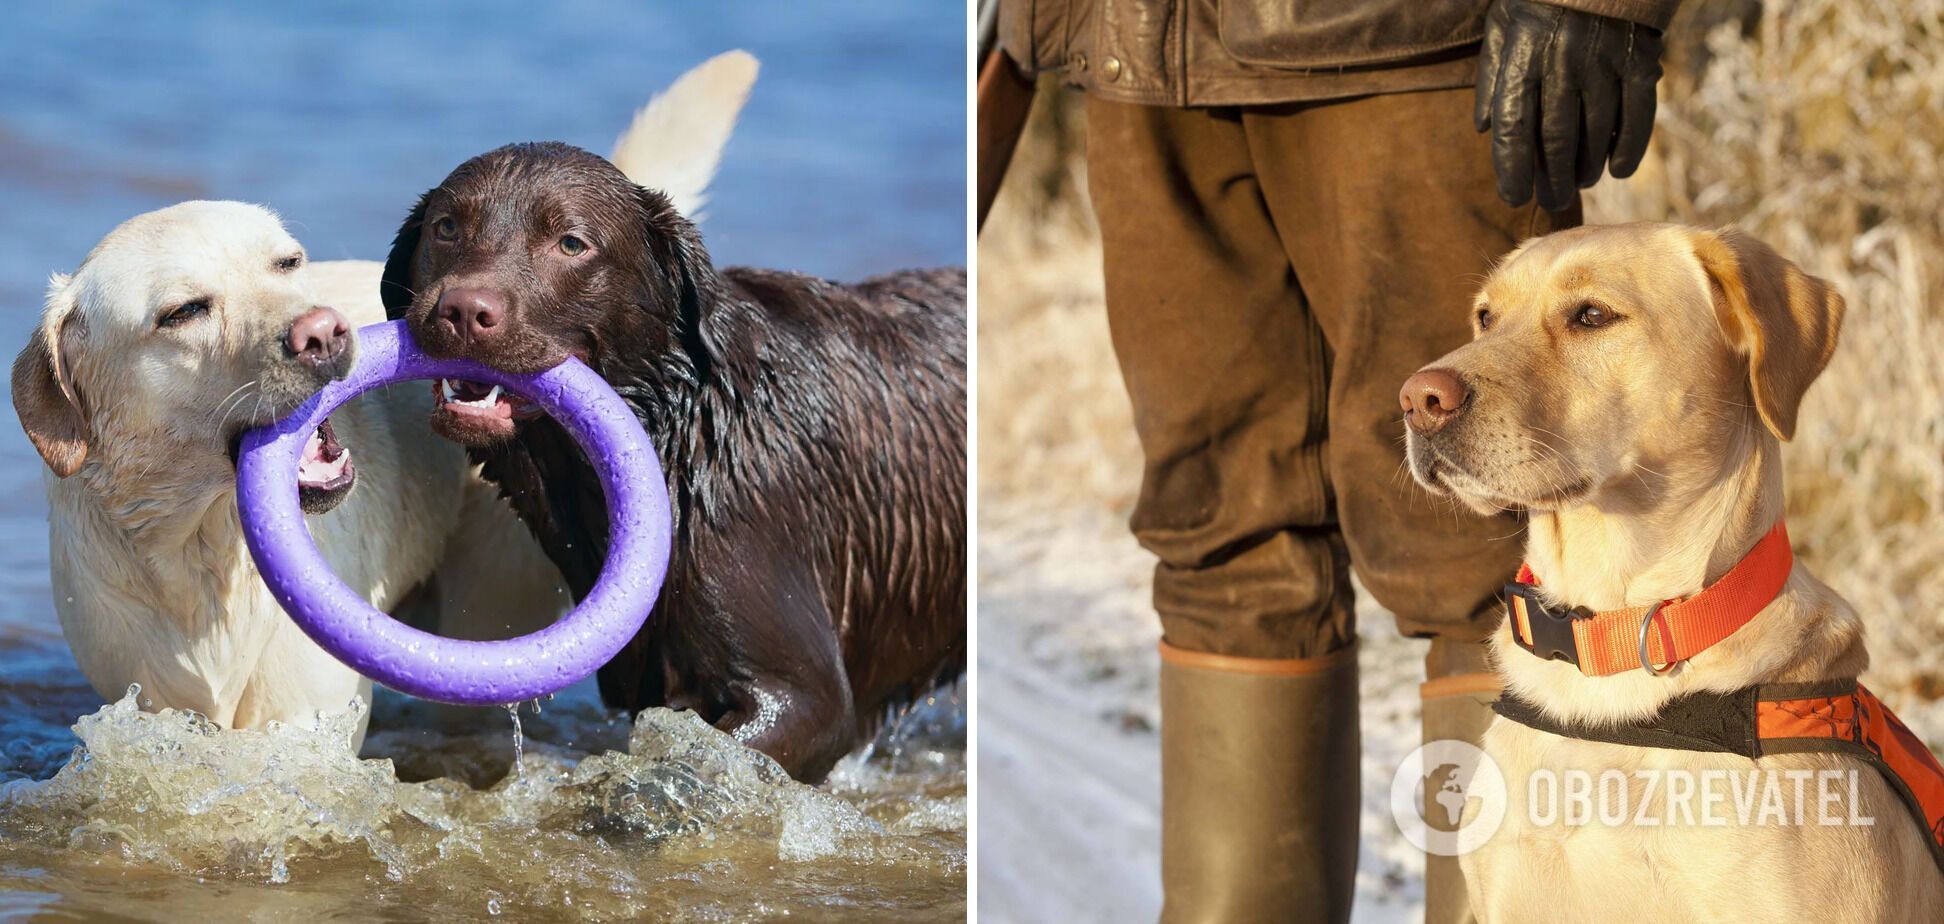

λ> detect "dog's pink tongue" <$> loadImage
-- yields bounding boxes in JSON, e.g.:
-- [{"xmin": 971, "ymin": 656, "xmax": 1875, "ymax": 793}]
[{"xmin": 296, "ymin": 427, "xmax": 350, "ymax": 485}]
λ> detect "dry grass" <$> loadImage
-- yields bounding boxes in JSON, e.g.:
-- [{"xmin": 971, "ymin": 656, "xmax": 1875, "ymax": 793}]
[
  {"xmin": 977, "ymin": 82, "xmax": 1134, "ymax": 514},
  {"xmin": 978, "ymin": 0, "xmax": 1944, "ymax": 697}
]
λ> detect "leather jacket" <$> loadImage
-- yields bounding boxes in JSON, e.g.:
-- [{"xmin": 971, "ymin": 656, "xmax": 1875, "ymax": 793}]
[{"xmin": 999, "ymin": 0, "xmax": 1677, "ymax": 106}]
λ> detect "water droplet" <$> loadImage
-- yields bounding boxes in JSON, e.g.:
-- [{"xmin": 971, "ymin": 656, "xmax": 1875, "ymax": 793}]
[{"xmin": 505, "ymin": 704, "xmax": 525, "ymax": 783}]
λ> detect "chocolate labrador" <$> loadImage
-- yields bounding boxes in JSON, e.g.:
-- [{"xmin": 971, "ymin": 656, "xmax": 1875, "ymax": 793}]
[{"xmin": 380, "ymin": 142, "xmax": 965, "ymax": 781}]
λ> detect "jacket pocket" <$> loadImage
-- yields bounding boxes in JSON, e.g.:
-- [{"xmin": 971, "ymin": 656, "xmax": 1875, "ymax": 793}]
[{"xmin": 1217, "ymin": 0, "xmax": 1485, "ymax": 71}]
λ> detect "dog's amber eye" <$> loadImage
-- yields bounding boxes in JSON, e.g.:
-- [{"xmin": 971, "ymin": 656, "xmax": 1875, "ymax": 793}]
[
  {"xmin": 558, "ymin": 234, "xmax": 588, "ymax": 257},
  {"xmin": 432, "ymin": 217, "xmax": 458, "ymax": 242},
  {"xmin": 1476, "ymin": 308, "xmax": 1494, "ymax": 331},
  {"xmin": 158, "ymin": 299, "xmax": 210, "ymax": 329},
  {"xmin": 1573, "ymin": 304, "xmax": 1614, "ymax": 328}
]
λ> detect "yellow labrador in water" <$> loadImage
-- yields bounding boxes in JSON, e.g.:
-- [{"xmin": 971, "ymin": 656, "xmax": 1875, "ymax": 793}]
[
  {"xmin": 12, "ymin": 205, "xmax": 568, "ymax": 746},
  {"xmin": 1402, "ymin": 223, "xmax": 1944, "ymax": 922}
]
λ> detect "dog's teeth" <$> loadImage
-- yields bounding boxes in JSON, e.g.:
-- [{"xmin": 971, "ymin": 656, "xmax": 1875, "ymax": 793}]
[
  {"xmin": 484, "ymin": 385, "xmax": 502, "ymax": 404},
  {"xmin": 440, "ymin": 379, "xmax": 457, "ymax": 402}
]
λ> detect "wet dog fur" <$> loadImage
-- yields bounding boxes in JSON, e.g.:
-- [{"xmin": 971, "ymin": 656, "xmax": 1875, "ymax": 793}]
[{"xmin": 380, "ymin": 142, "xmax": 966, "ymax": 782}]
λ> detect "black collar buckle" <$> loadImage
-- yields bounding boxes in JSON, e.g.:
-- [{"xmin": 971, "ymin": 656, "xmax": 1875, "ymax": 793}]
[{"xmin": 1505, "ymin": 582, "xmax": 1585, "ymax": 667}]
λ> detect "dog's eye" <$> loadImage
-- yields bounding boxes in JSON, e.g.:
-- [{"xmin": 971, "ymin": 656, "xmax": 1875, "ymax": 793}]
[
  {"xmin": 558, "ymin": 234, "xmax": 589, "ymax": 257},
  {"xmin": 275, "ymin": 253, "xmax": 304, "ymax": 273},
  {"xmin": 1573, "ymin": 304, "xmax": 1615, "ymax": 328},
  {"xmin": 1475, "ymin": 308, "xmax": 1494, "ymax": 332},
  {"xmin": 432, "ymin": 216, "xmax": 459, "ymax": 242},
  {"xmin": 158, "ymin": 299, "xmax": 211, "ymax": 329}
]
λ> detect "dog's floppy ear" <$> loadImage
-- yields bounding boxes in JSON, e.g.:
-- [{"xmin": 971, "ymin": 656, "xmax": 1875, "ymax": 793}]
[
  {"xmin": 12, "ymin": 274, "xmax": 89, "ymax": 478},
  {"xmin": 380, "ymin": 191, "xmax": 431, "ymax": 319},
  {"xmin": 1690, "ymin": 227, "xmax": 1845, "ymax": 441},
  {"xmin": 636, "ymin": 185, "xmax": 722, "ymax": 363}
]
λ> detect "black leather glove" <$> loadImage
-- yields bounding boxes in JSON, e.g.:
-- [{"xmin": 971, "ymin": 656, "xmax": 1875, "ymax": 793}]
[{"xmin": 1474, "ymin": 0, "xmax": 1666, "ymax": 212}]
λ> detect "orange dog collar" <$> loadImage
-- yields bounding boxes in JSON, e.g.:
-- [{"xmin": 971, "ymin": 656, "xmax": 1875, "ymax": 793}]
[{"xmin": 1506, "ymin": 521, "xmax": 1793, "ymax": 676}]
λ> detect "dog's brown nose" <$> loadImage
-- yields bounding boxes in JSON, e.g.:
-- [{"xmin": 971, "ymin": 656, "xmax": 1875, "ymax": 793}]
[
  {"xmin": 287, "ymin": 306, "xmax": 350, "ymax": 369},
  {"xmin": 1400, "ymin": 368, "xmax": 1470, "ymax": 434},
  {"xmin": 436, "ymin": 288, "xmax": 506, "ymax": 342}
]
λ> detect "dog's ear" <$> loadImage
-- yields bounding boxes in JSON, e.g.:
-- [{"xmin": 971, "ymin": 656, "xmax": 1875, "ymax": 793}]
[
  {"xmin": 12, "ymin": 274, "xmax": 89, "ymax": 478},
  {"xmin": 636, "ymin": 185, "xmax": 721, "ymax": 363},
  {"xmin": 380, "ymin": 191, "xmax": 431, "ymax": 319},
  {"xmin": 1690, "ymin": 227, "xmax": 1846, "ymax": 441}
]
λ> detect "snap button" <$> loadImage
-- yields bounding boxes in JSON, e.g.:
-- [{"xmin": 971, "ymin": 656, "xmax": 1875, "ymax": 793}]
[
  {"xmin": 1071, "ymin": 52, "xmax": 1088, "ymax": 72},
  {"xmin": 1104, "ymin": 56, "xmax": 1123, "ymax": 81}
]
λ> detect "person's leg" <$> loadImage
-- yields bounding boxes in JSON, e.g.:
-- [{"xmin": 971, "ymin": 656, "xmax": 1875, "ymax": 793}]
[
  {"xmin": 1090, "ymin": 98, "xmax": 1352, "ymax": 660},
  {"xmin": 1241, "ymin": 86, "xmax": 1580, "ymax": 924},
  {"xmin": 1087, "ymin": 98, "xmax": 1357, "ymax": 923},
  {"xmin": 1244, "ymin": 87, "xmax": 1576, "ymax": 643},
  {"xmin": 1418, "ymin": 633, "xmax": 1502, "ymax": 918}
]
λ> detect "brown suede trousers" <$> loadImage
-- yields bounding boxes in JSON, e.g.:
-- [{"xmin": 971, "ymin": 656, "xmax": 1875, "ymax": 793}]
[{"xmin": 1087, "ymin": 87, "xmax": 1582, "ymax": 659}]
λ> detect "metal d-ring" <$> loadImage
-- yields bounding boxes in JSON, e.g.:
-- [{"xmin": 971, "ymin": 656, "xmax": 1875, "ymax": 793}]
[{"xmin": 1637, "ymin": 601, "xmax": 1673, "ymax": 675}]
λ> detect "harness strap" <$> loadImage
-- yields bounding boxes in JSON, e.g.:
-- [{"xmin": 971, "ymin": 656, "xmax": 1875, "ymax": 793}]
[
  {"xmin": 1494, "ymin": 680, "xmax": 1944, "ymax": 872},
  {"xmin": 1506, "ymin": 521, "xmax": 1792, "ymax": 676},
  {"xmin": 1759, "ymin": 683, "xmax": 1944, "ymax": 866}
]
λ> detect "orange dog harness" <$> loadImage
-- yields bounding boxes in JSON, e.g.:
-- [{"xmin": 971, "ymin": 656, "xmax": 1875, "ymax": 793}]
[
  {"xmin": 1505, "ymin": 521, "xmax": 1793, "ymax": 676},
  {"xmin": 1497, "ymin": 519, "xmax": 1944, "ymax": 869},
  {"xmin": 1495, "ymin": 680, "xmax": 1944, "ymax": 871}
]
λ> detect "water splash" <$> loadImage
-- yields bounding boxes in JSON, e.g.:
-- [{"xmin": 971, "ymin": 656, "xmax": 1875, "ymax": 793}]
[
  {"xmin": 1, "ymin": 688, "xmax": 391, "ymax": 883},
  {"xmin": 0, "ymin": 687, "xmax": 964, "ymax": 919}
]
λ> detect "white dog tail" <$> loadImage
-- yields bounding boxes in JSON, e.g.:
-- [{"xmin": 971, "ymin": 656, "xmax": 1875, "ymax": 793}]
[{"xmin": 610, "ymin": 49, "xmax": 759, "ymax": 221}]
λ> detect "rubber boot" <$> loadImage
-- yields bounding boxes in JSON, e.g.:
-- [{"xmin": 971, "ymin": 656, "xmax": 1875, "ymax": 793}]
[
  {"xmin": 1159, "ymin": 640, "xmax": 1359, "ymax": 924},
  {"xmin": 1419, "ymin": 637, "xmax": 1502, "ymax": 924}
]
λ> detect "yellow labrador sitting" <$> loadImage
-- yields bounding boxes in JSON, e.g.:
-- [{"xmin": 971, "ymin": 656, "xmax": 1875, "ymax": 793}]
[{"xmin": 1401, "ymin": 223, "xmax": 1943, "ymax": 922}]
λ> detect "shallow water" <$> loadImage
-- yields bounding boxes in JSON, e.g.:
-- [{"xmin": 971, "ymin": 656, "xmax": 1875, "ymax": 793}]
[{"xmin": 0, "ymin": 634, "xmax": 965, "ymax": 921}]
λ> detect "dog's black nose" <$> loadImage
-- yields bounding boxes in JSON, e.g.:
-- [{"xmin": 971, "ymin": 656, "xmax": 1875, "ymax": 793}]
[
  {"xmin": 1401, "ymin": 368, "xmax": 1470, "ymax": 434},
  {"xmin": 436, "ymin": 288, "xmax": 506, "ymax": 343},
  {"xmin": 287, "ymin": 306, "xmax": 350, "ymax": 369}
]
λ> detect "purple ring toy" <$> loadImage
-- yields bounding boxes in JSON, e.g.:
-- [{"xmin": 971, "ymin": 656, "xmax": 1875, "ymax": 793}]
[{"xmin": 236, "ymin": 320, "xmax": 671, "ymax": 706}]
